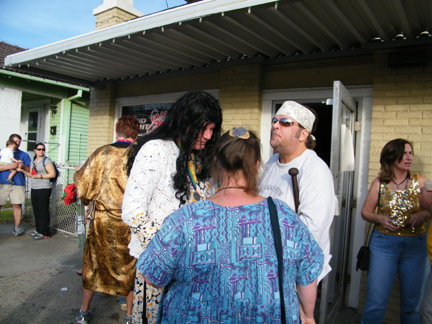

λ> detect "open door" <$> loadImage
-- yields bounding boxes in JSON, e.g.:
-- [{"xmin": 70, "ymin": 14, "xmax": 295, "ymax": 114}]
[
  {"xmin": 319, "ymin": 81, "xmax": 357, "ymax": 323},
  {"xmin": 23, "ymin": 107, "xmax": 43, "ymax": 158}
]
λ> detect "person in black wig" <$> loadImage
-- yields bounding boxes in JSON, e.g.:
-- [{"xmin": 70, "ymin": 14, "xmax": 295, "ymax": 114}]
[{"xmin": 122, "ymin": 90, "xmax": 222, "ymax": 323}]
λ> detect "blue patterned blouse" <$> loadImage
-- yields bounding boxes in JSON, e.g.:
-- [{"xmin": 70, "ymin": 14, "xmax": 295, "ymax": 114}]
[{"xmin": 137, "ymin": 198, "xmax": 323, "ymax": 323}]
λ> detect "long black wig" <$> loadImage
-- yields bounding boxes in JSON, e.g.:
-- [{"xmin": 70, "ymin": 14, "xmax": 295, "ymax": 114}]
[{"xmin": 126, "ymin": 90, "xmax": 223, "ymax": 204}]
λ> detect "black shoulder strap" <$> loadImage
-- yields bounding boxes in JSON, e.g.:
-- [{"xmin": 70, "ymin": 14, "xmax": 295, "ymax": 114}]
[
  {"xmin": 42, "ymin": 156, "xmax": 49, "ymax": 172},
  {"xmin": 365, "ymin": 180, "xmax": 382, "ymax": 246},
  {"xmin": 267, "ymin": 197, "xmax": 286, "ymax": 324}
]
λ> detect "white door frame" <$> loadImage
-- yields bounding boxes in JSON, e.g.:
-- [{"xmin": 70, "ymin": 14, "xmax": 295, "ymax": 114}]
[
  {"xmin": 21, "ymin": 100, "xmax": 50, "ymax": 158},
  {"xmin": 261, "ymin": 86, "xmax": 373, "ymax": 309}
]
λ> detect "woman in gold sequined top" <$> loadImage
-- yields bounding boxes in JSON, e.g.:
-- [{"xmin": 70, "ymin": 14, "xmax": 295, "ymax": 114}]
[{"xmin": 361, "ymin": 139, "xmax": 430, "ymax": 324}]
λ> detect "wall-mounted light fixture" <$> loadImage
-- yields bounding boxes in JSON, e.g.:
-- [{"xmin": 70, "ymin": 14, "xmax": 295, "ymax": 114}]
[{"xmin": 50, "ymin": 104, "xmax": 57, "ymax": 117}]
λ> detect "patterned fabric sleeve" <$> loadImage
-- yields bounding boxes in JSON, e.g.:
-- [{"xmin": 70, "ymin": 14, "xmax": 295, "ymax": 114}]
[
  {"xmin": 276, "ymin": 200, "xmax": 323, "ymax": 287},
  {"xmin": 122, "ymin": 140, "xmax": 178, "ymax": 258},
  {"xmin": 136, "ymin": 209, "xmax": 186, "ymax": 287},
  {"xmin": 295, "ymin": 231, "xmax": 323, "ymax": 286},
  {"xmin": 293, "ymin": 221, "xmax": 323, "ymax": 286}
]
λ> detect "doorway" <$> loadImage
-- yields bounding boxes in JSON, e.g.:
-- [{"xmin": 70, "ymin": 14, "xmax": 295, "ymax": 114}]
[
  {"xmin": 22, "ymin": 101, "xmax": 48, "ymax": 159},
  {"xmin": 26, "ymin": 108, "xmax": 40, "ymax": 152},
  {"xmin": 261, "ymin": 82, "xmax": 370, "ymax": 323}
]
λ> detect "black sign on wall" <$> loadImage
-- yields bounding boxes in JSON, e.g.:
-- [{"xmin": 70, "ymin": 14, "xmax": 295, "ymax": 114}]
[{"xmin": 122, "ymin": 103, "xmax": 171, "ymax": 136}]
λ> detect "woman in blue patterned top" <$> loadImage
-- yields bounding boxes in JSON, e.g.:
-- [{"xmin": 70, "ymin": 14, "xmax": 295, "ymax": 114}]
[{"xmin": 137, "ymin": 127, "xmax": 323, "ymax": 324}]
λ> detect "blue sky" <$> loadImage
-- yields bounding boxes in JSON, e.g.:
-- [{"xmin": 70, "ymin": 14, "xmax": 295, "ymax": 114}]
[{"xmin": 1, "ymin": 0, "xmax": 187, "ymax": 49}]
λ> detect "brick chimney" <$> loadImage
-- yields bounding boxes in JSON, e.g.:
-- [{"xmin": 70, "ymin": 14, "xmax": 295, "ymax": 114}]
[{"xmin": 93, "ymin": 0, "xmax": 143, "ymax": 30}]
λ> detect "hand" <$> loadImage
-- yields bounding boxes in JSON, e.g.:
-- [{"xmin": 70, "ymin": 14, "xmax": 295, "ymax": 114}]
[
  {"xmin": 9, "ymin": 162, "xmax": 19, "ymax": 170},
  {"xmin": 13, "ymin": 163, "xmax": 24, "ymax": 172},
  {"xmin": 408, "ymin": 211, "xmax": 429, "ymax": 228},
  {"xmin": 300, "ymin": 305, "xmax": 316, "ymax": 324},
  {"xmin": 301, "ymin": 318, "xmax": 316, "ymax": 324},
  {"xmin": 76, "ymin": 166, "xmax": 81, "ymax": 171},
  {"xmin": 379, "ymin": 215, "xmax": 399, "ymax": 232}
]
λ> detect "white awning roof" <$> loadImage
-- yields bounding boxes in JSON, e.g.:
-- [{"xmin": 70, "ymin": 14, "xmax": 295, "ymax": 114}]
[{"xmin": 4, "ymin": 0, "xmax": 432, "ymax": 87}]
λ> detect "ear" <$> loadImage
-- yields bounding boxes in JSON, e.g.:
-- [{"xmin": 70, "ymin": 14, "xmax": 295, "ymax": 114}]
[
  {"xmin": 299, "ymin": 129, "xmax": 309, "ymax": 143},
  {"xmin": 255, "ymin": 160, "xmax": 260, "ymax": 171}
]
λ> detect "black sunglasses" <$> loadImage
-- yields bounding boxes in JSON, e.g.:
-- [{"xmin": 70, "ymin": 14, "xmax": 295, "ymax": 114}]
[
  {"xmin": 35, "ymin": 148, "xmax": 45, "ymax": 151},
  {"xmin": 272, "ymin": 117, "xmax": 300, "ymax": 127}
]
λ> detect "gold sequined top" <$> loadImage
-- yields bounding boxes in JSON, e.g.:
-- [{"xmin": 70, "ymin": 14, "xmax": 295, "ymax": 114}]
[{"xmin": 376, "ymin": 173, "xmax": 426, "ymax": 236}]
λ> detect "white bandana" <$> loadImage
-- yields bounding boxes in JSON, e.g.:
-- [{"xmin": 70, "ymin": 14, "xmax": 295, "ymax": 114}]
[{"xmin": 275, "ymin": 101, "xmax": 316, "ymax": 135}]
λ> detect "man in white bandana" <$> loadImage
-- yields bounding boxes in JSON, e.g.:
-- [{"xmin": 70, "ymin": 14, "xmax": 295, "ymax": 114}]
[{"xmin": 260, "ymin": 101, "xmax": 335, "ymax": 283}]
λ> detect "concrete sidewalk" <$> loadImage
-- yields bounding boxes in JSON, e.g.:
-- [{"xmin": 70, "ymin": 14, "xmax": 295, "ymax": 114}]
[
  {"xmin": 0, "ymin": 221, "xmax": 128, "ymax": 324},
  {"xmin": 0, "ymin": 220, "xmax": 362, "ymax": 324}
]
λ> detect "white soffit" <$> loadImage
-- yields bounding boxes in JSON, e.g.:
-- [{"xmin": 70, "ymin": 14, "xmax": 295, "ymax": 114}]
[
  {"xmin": 4, "ymin": 0, "xmax": 432, "ymax": 86},
  {"xmin": 6, "ymin": 0, "xmax": 280, "ymax": 64}
]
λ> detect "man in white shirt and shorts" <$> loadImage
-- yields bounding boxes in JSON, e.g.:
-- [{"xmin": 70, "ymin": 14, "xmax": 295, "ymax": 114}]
[{"xmin": 0, "ymin": 134, "xmax": 31, "ymax": 236}]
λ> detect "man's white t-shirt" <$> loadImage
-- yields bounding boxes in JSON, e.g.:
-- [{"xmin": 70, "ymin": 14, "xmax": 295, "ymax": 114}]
[{"xmin": 260, "ymin": 149, "xmax": 335, "ymax": 282}]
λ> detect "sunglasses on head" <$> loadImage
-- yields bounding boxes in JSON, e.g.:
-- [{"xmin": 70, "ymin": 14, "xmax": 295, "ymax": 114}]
[
  {"xmin": 272, "ymin": 117, "xmax": 300, "ymax": 127},
  {"xmin": 36, "ymin": 148, "xmax": 45, "ymax": 151}
]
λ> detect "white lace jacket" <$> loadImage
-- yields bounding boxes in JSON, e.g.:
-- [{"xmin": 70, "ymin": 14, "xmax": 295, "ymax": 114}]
[{"xmin": 122, "ymin": 139, "xmax": 211, "ymax": 258}]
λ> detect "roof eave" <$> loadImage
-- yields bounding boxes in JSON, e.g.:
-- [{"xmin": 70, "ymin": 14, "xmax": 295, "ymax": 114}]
[{"xmin": 5, "ymin": 0, "xmax": 288, "ymax": 66}]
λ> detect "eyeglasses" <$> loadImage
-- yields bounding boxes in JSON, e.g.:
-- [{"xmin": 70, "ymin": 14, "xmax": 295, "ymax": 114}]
[
  {"xmin": 36, "ymin": 148, "xmax": 45, "ymax": 151},
  {"xmin": 272, "ymin": 117, "xmax": 300, "ymax": 127}
]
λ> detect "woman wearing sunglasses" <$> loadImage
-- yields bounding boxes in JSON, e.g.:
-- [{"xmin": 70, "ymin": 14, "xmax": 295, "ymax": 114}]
[{"xmin": 19, "ymin": 143, "xmax": 56, "ymax": 240}]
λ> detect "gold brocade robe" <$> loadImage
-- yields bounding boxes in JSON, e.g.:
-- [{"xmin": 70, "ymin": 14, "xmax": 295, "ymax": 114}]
[{"xmin": 74, "ymin": 143, "xmax": 136, "ymax": 296}]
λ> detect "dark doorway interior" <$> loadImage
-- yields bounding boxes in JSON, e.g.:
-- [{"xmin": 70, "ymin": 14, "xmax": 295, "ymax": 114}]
[{"xmin": 304, "ymin": 102, "xmax": 333, "ymax": 167}]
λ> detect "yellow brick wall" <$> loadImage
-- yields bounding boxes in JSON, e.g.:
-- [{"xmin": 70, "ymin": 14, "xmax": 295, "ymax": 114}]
[
  {"xmin": 95, "ymin": 8, "xmax": 138, "ymax": 30},
  {"xmin": 368, "ymin": 52, "xmax": 432, "ymax": 181},
  {"xmin": 116, "ymin": 71, "xmax": 220, "ymax": 98},
  {"xmin": 219, "ymin": 64, "xmax": 263, "ymax": 135},
  {"xmin": 358, "ymin": 51, "xmax": 432, "ymax": 323},
  {"xmin": 87, "ymin": 84, "xmax": 116, "ymax": 156}
]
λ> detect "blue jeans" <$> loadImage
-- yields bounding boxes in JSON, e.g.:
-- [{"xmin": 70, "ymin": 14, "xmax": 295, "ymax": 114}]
[{"xmin": 361, "ymin": 230, "xmax": 429, "ymax": 324}]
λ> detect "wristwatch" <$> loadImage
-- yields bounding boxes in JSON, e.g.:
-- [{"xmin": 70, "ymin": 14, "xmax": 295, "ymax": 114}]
[{"xmin": 40, "ymin": 174, "xmax": 43, "ymax": 179}]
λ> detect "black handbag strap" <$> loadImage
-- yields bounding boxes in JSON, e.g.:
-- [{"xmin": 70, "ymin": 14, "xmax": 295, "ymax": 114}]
[
  {"xmin": 365, "ymin": 179, "xmax": 383, "ymax": 246},
  {"xmin": 267, "ymin": 197, "xmax": 286, "ymax": 324},
  {"xmin": 364, "ymin": 223, "xmax": 375, "ymax": 247}
]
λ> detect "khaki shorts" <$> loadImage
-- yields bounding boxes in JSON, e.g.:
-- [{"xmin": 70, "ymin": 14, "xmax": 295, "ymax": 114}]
[{"xmin": 0, "ymin": 184, "xmax": 26, "ymax": 205}]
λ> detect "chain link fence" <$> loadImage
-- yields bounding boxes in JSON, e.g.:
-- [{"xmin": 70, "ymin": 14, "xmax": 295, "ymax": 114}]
[{"xmin": 23, "ymin": 162, "xmax": 80, "ymax": 237}]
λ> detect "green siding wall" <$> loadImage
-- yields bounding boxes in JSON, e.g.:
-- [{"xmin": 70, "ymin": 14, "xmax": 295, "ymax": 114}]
[
  {"xmin": 68, "ymin": 103, "xmax": 89, "ymax": 164},
  {"xmin": 47, "ymin": 102, "xmax": 61, "ymax": 162}
]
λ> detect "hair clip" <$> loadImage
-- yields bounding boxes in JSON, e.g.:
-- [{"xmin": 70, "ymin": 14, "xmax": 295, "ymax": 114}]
[{"xmin": 229, "ymin": 127, "xmax": 250, "ymax": 139}]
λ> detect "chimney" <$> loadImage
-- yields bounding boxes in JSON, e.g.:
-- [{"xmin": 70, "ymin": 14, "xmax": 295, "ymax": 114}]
[{"xmin": 93, "ymin": 0, "xmax": 144, "ymax": 30}]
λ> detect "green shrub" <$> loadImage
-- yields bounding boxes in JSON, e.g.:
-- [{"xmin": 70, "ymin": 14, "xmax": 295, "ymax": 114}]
[{"xmin": 0, "ymin": 209, "xmax": 14, "ymax": 223}]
